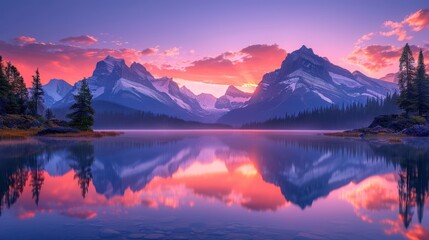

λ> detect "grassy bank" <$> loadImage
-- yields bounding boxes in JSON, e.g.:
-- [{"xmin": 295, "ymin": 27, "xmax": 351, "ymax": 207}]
[{"xmin": 0, "ymin": 128, "xmax": 121, "ymax": 139}]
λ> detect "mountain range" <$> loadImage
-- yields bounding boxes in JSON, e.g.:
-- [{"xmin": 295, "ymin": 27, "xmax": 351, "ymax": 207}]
[{"xmin": 44, "ymin": 46, "xmax": 398, "ymax": 127}]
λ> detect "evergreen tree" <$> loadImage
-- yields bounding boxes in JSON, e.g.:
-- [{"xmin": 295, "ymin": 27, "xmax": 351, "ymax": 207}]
[
  {"xmin": 0, "ymin": 56, "xmax": 13, "ymax": 115},
  {"xmin": 29, "ymin": 69, "xmax": 44, "ymax": 116},
  {"xmin": 67, "ymin": 78, "xmax": 94, "ymax": 131},
  {"xmin": 45, "ymin": 108, "xmax": 54, "ymax": 120},
  {"xmin": 5, "ymin": 62, "xmax": 28, "ymax": 114},
  {"xmin": 397, "ymin": 43, "xmax": 417, "ymax": 115},
  {"xmin": 415, "ymin": 49, "xmax": 429, "ymax": 116}
]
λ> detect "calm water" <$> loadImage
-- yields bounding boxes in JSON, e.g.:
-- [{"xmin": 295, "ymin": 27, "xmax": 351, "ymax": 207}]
[{"xmin": 0, "ymin": 131, "xmax": 428, "ymax": 240}]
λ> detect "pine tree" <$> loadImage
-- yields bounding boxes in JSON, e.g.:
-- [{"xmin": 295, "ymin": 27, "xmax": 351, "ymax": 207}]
[
  {"xmin": 415, "ymin": 49, "xmax": 429, "ymax": 116},
  {"xmin": 29, "ymin": 69, "xmax": 44, "ymax": 116},
  {"xmin": 67, "ymin": 78, "xmax": 95, "ymax": 131},
  {"xmin": 45, "ymin": 108, "xmax": 54, "ymax": 120},
  {"xmin": 398, "ymin": 43, "xmax": 418, "ymax": 115},
  {"xmin": 0, "ymin": 56, "xmax": 13, "ymax": 115},
  {"xmin": 6, "ymin": 62, "xmax": 28, "ymax": 114}
]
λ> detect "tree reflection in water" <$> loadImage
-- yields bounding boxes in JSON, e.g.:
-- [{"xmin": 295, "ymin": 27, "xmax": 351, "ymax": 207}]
[{"xmin": 370, "ymin": 141, "xmax": 429, "ymax": 228}]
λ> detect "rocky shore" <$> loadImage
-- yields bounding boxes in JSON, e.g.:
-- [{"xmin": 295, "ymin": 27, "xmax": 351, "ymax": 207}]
[{"xmin": 327, "ymin": 114, "xmax": 429, "ymax": 138}]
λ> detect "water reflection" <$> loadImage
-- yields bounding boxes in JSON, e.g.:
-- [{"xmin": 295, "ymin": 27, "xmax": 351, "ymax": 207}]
[{"xmin": 0, "ymin": 132, "xmax": 428, "ymax": 239}]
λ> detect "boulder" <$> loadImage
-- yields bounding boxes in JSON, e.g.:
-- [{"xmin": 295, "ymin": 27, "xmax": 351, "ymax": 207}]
[
  {"xmin": 402, "ymin": 125, "xmax": 429, "ymax": 137},
  {"xmin": 37, "ymin": 127, "xmax": 80, "ymax": 135}
]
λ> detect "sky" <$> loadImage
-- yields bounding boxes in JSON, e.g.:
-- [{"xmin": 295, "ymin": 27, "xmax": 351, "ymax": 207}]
[{"xmin": 0, "ymin": 0, "xmax": 428, "ymax": 97}]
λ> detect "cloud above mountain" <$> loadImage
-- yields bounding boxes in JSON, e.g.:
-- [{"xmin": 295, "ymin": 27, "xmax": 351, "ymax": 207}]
[
  {"xmin": 0, "ymin": 37, "xmax": 148, "ymax": 84},
  {"xmin": 145, "ymin": 44, "xmax": 287, "ymax": 86},
  {"xmin": 348, "ymin": 44, "xmax": 429, "ymax": 74}
]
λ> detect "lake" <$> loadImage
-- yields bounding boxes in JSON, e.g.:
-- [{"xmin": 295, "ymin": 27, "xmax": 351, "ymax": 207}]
[{"xmin": 0, "ymin": 130, "xmax": 428, "ymax": 240}]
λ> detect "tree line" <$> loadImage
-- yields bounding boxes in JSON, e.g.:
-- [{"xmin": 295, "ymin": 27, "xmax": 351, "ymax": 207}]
[
  {"xmin": 0, "ymin": 56, "xmax": 95, "ymax": 131},
  {"xmin": 243, "ymin": 93, "xmax": 400, "ymax": 129}
]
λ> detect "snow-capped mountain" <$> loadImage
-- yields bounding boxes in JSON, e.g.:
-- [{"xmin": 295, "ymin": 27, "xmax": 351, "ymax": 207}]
[
  {"xmin": 150, "ymin": 77, "xmax": 206, "ymax": 116},
  {"xmin": 381, "ymin": 72, "xmax": 399, "ymax": 83},
  {"xmin": 196, "ymin": 93, "xmax": 217, "ymax": 109},
  {"xmin": 180, "ymin": 86, "xmax": 219, "ymax": 110},
  {"xmin": 215, "ymin": 85, "xmax": 252, "ymax": 110},
  {"xmin": 43, "ymin": 79, "xmax": 72, "ymax": 107},
  {"xmin": 218, "ymin": 46, "xmax": 398, "ymax": 125},
  {"xmin": 53, "ymin": 56, "xmax": 201, "ymax": 121}
]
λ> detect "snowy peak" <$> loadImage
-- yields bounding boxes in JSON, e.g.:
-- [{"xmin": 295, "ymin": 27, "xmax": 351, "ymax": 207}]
[
  {"xmin": 130, "ymin": 62, "xmax": 155, "ymax": 81},
  {"xmin": 43, "ymin": 79, "xmax": 72, "ymax": 107},
  {"xmin": 225, "ymin": 85, "xmax": 252, "ymax": 98},
  {"xmin": 381, "ymin": 72, "xmax": 399, "ymax": 83},
  {"xmin": 180, "ymin": 86, "xmax": 197, "ymax": 98},
  {"xmin": 93, "ymin": 55, "xmax": 127, "ymax": 76},
  {"xmin": 215, "ymin": 85, "xmax": 251, "ymax": 110},
  {"xmin": 196, "ymin": 93, "xmax": 217, "ymax": 109}
]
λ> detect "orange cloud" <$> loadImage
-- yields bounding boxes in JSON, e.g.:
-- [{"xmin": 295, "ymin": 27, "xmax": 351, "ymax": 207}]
[
  {"xmin": 145, "ymin": 44, "xmax": 287, "ymax": 86},
  {"xmin": 59, "ymin": 35, "xmax": 98, "ymax": 45},
  {"xmin": 14, "ymin": 36, "xmax": 36, "ymax": 44},
  {"xmin": 347, "ymin": 44, "xmax": 429, "ymax": 74},
  {"xmin": 404, "ymin": 9, "xmax": 429, "ymax": 32},
  {"xmin": 380, "ymin": 9, "xmax": 429, "ymax": 41}
]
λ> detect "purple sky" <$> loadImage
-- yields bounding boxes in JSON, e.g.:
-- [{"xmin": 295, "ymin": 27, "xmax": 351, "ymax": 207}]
[{"xmin": 0, "ymin": 0, "xmax": 428, "ymax": 96}]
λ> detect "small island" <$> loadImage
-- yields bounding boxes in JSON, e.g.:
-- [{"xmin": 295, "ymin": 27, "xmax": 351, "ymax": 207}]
[
  {"xmin": 0, "ymin": 57, "xmax": 120, "ymax": 139},
  {"xmin": 328, "ymin": 44, "xmax": 429, "ymax": 138}
]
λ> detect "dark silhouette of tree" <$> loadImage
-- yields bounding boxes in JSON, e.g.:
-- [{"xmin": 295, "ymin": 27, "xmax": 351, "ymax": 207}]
[
  {"xmin": 0, "ymin": 157, "xmax": 29, "ymax": 216},
  {"xmin": 0, "ymin": 56, "xmax": 14, "ymax": 115},
  {"xmin": 29, "ymin": 158, "xmax": 45, "ymax": 206},
  {"xmin": 29, "ymin": 69, "xmax": 44, "ymax": 116},
  {"xmin": 4, "ymin": 62, "xmax": 28, "ymax": 114},
  {"xmin": 398, "ymin": 43, "xmax": 417, "ymax": 115},
  {"xmin": 415, "ymin": 49, "xmax": 429, "ymax": 116},
  {"xmin": 45, "ymin": 108, "xmax": 54, "ymax": 120},
  {"xmin": 67, "ymin": 78, "xmax": 94, "ymax": 131},
  {"xmin": 68, "ymin": 142, "xmax": 95, "ymax": 198}
]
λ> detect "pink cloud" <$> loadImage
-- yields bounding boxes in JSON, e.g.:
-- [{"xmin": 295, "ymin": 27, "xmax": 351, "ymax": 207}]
[
  {"xmin": 355, "ymin": 32, "xmax": 375, "ymax": 46},
  {"xmin": 404, "ymin": 9, "xmax": 429, "ymax": 31},
  {"xmin": 59, "ymin": 35, "xmax": 98, "ymax": 45},
  {"xmin": 14, "ymin": 36, "xmax": 36, "ymax": 44},
  {"xmin": 380, "ymin": 9, "xmax": 429, "ymax": 41},
  {"xmin": 380, "ymin": 21, "xmax": 412, "ymax": 41},
  {"xmin": 162, "ymin": 47, "xmax": 180, "ymax": 56},
  {"xmin": 141, "ymin": 47, "xmax": 159, "ymax": 56},
  {"xmin": 146, "ymin": 44, "xmax": 287, "ymax": 86},
  {"xmin": 348, "ymin": 44, "xmax": 429, "ymax": 74}
]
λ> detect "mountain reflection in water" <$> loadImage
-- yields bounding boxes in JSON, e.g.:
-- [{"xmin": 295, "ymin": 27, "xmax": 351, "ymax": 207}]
[{"xmin": 0, "ymin": 131, "xmax": 428, "ymax": 240}]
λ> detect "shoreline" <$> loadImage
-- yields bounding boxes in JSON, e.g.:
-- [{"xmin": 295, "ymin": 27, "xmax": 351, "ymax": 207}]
[{"xmin": 0, "ymin": 128, "xmax": 122, "ymax": 139}]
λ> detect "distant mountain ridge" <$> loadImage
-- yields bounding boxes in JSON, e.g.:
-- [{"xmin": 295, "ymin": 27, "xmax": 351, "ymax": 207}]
[
  {"xmin": 43, "ymin": 79, "xmax": 72, "ymax": 107},
  {"xmin": 52, "ymin": 56, "xmax": 219, "ymax": 122},
  {"xmin": 215, "ymin": 85, "xmax": 252, "ymax": 110},
  {"xmin": 45, "ymin": 46, "xmax": 398, "ymax": 128}
]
